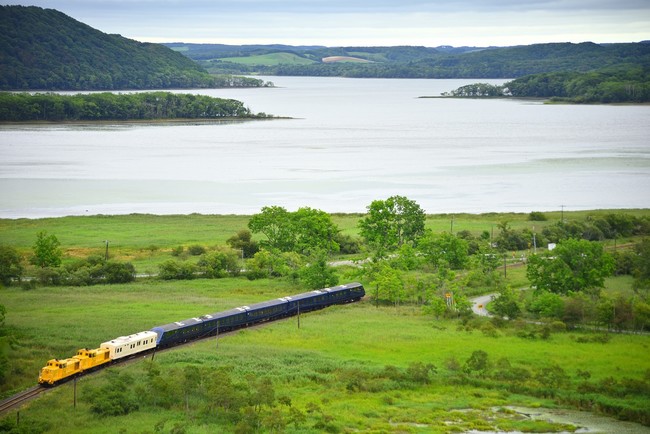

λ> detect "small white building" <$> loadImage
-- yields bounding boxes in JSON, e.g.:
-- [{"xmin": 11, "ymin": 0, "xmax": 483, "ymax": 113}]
[{"xmin": 100, "ymin": 330, "xmax": 157, "ymax": 360}]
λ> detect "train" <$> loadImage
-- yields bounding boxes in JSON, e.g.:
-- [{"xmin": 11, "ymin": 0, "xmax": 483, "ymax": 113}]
[{"xmin": 38, "ymin": 282, "xmax": 365, "ymax": 385}]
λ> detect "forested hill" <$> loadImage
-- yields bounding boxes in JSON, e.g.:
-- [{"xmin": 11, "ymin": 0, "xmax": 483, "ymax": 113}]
[
  {"xmin": 170, "ymin": 41, "xmax": 650, "ymax": 79},
  {"xmin": 0, "ymin": 6, "xmax": 265, "ymax": 91}
]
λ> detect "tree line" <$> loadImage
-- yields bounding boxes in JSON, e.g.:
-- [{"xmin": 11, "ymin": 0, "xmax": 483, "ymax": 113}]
[
  {"xmin": 443, "ymin": 65, "xmax": 650, "ymax": 103},
  {"xmin": 193, "ymin": 42, "xmax": 650, "ymax": 81},
  {"xmin": 2, "ymin": 199, "xmax": 649, "ymax": 332},
  {"xmin": 0, "ymin": 92, "xmax": 270, "ymax": 121}
]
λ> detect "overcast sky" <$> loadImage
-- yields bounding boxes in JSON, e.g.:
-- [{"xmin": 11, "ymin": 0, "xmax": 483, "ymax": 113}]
[{"xmin": 4, "ymin": 0, "xmax": 650, "ymax": 47}]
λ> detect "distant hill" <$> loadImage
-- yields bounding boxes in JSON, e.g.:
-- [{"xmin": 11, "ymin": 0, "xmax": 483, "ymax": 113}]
[
  {"xmin": 0, "ymin": 6, "xmax": 265, "ymax": 90},
  {"xmin": 167, "ymin": 42, "xmax": 650, "ymax": 79}
]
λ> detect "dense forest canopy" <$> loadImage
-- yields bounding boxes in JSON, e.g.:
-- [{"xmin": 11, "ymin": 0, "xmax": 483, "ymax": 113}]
[
  {"xmin": 442, "ymin": 65, "xmax": 650, "ymax": 103},
  {"xmin": 170, "ymin": 41, "xmax": 650, "ymax": 80},
  {"xmin": 0, "ymin": 6, "xmax": 268, "ymax": 91},
  {"xmin": 0, "ymin": 92, "xmax": 268, "ymax": 121}
]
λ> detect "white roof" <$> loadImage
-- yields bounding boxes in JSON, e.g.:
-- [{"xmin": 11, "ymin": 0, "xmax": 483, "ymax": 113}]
[{"xmin": 101, "ymin": 331, "xmax": 157, "ymax": 348}]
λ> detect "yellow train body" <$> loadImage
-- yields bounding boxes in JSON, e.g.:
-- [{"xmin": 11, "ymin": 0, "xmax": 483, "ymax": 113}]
[
  {"xmin": 38, "ymin": 347, "xmax": 111, "ymax": 385},
  {"xmin": 38, "ymin": 357, "xmax": 81, "ymax": 385},
  {"xmin": 75, "ymin": 347, "xmax": 111, "ymax": 371}
]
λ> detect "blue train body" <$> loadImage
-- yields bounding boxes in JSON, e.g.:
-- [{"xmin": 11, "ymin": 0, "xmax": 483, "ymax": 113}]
[{"xmin": 151, "ymin": 282, "xmax": 365, "ymax": 347}]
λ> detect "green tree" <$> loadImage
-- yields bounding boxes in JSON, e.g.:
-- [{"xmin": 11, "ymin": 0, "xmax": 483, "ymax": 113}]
[
  {"xmin": 292, "ymin": 207, "xmax": 340, "ymax": 255},
  {"xmin": 246, "ymin": 249, "xmax": 303, "ymax": 280},
  {"xmin": 526, "ymin": 238, "xmax": 615, "ymax": 295},
  {"xmin": 30, "ymin": 230, "xmax": 62, "ymax": 268},
  {"xmin": 528, "ymin": 290, "xmax": 565, "ymax": 319},
  {"xmin": 491, "ymin": 286, "xmax": 522, "ymax": 319},
  {"xmin": 371, "ymin": 264, "xmax": 404, "ymax": 306},
  {"xmin": 226, "ymin": 229, "xmax": 259, "ymax": 258},
  {"xmin": 423, "ymin": 296, "xmax": 447, "ymax": 319},
  {"xmin": 248, "ymin": 206, "xmax": 340, "ymax": 255},
  {"xmin": 359, "ymin": 195, "xmax": 425, "ymax": 256},
  {"xmin": 299, "ymin": 251, "xmax": 339, "ymax": 289},
  {"xmin": 0, "ymin": 245, "xmax": 23, "ymax": 286},
  {"xmin": 248, "ymin": 206, "xmax": 295, "ymax": 252},
  {"xmin": 417, "ymin": 231, "xmax": 469, "ymax": 270},
  {"xmin": 632, "ymin": 239, "xmax": 650, "ymax": 296}
]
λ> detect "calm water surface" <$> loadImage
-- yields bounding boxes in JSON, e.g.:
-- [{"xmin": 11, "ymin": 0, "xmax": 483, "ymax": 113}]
[{"xmin": 1, "ymin": 77, "xmax": 649, "ymax": 217}]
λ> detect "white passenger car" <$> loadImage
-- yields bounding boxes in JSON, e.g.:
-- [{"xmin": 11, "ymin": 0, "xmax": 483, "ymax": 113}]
[{"xmin": 100, "ymin": 331, "xmax": 157, "ymax": 360}]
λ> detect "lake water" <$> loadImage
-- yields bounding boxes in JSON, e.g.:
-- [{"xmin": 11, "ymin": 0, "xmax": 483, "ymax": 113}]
[{"xmin": 1, "ymin": 77, "xmax": 649, "ymax": 218}]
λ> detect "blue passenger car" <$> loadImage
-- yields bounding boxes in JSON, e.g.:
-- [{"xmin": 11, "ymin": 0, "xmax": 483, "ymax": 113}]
[
  {"xmin": 150, "ymin": 282, "xmax": 365, "ymax": 348},
  {"xmin": 285, "ymin": 282, "xmax": 365, "ymax": 314},
  {"xmin": 243, "ymin": 298, "xmax": 289, "ymax": 323},
  {"xmin": 152, "ymin": 307, "xmax": 253, "ymax": 347},
  {"xmin": 151, "ymin": 317, "xmax": 205, "ymax": 347}
]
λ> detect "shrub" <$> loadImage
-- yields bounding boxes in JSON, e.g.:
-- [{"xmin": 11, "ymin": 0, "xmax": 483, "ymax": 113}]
[
  {"xmin": 464, "ymin": 350, "xmax": 489, "ymax": 374},
  {"xmin": 187, "ymin": 244, "xmax": 206, "ymax": 256},
  {"xmin": 84, "ymin": 371, "xmax": 140, "ymax": 416},
  {"xmin": 529, "ymin": 211, "xmax": 548, "ymax": 221},
  {"xmin": 158, "ymin": 260, "xmax": 196, "ymax": 280},
  {"xmin": 405, "ymin": 362, "xmax": 436, "ymax": 384}
]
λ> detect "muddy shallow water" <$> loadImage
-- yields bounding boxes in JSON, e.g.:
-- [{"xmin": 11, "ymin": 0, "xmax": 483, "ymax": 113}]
[{"xmin": 466, "ymin": 406, "xmax": 650, "ymax": 434}]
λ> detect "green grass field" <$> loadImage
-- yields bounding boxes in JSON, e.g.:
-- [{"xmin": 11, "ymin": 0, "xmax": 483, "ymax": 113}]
[
  {"xmin": 217, "ymin": 53, "xmax": 317, "ymax": 66},
  {"xmin": 1, "ymin": 211, "xmax": 649, "ymax": 432},
  {"xmin": 2, "ymin": 277, "xmax": 649, "ymax": 433}
]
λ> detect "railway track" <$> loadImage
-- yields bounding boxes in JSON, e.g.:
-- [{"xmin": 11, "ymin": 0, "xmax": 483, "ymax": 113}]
[
  {"xmin": 0, "ymin": 305, "xmax": 322, "ymax": 415},
  {"xmin": 0, "ymin": 386, "xmax": 45, "ymax": 414}
]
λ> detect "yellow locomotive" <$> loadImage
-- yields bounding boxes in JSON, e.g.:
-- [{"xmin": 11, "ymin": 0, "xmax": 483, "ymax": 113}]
[
  {"xmin": 38, "ymin": 347, "xmax": 111, "ymax": 385},
  {"xmin": 38, "ymin": 331, "xmax": 156, "ymax": 385}
]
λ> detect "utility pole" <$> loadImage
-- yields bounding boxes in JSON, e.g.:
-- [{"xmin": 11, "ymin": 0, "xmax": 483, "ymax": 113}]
[{"xmin": 104, "ymin": 240, "xmax": 109, "ymax": 261}]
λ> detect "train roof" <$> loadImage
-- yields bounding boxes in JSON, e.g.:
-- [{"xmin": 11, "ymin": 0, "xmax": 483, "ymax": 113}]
[
  {"xmin": 151, "ymin": 317, "xmax": 203, "ymax": 333},
  {"xmin": 243, "ymin": 297, "xmax": 288, "ymax": 311},
  {"xmin": 101, "ymin": 330, "xmax": 157, "ymax": 347},
  {"xmin": 200, "ymin": 307, "xmax": 249, "ymax": 321},
  {"xmin": 284, "ymin": 282, "xmax": 361, "ymax": 302}
]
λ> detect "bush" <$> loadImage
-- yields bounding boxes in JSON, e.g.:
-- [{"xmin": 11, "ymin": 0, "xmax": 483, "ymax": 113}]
[
  {"xmin": 158, "ymin": 260, "xmax": 196, "ymax": 280},
  {"xmin": 529, "ymin": 211, "xmax": 548, "ymax": 221},
  {"xmin": 464, "ymin": 350, "xmax": 489, "ymax": 374},
  {"xmin": 84, "ymin": 370, "xmax": 140, "ymax": 416},
  {"xmin": 187, "ymin": 245, "xmax": 206, "ymax": 256},
  {"xmin": 102, "ymin": 261, "xmax": 136, "ymax": 283},
  {"xmin": 198, "ymin": 249, "xmax": 241, "ymax": 278}
]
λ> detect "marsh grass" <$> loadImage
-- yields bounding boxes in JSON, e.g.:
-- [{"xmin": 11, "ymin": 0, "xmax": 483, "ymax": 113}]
[
  {"xmin": 1, "ymin": 211, "xmax": 649, "ymax": 432},
  {"xmin": 2, "ymin": 278, "xmax": 648, "ymax": 432}
]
